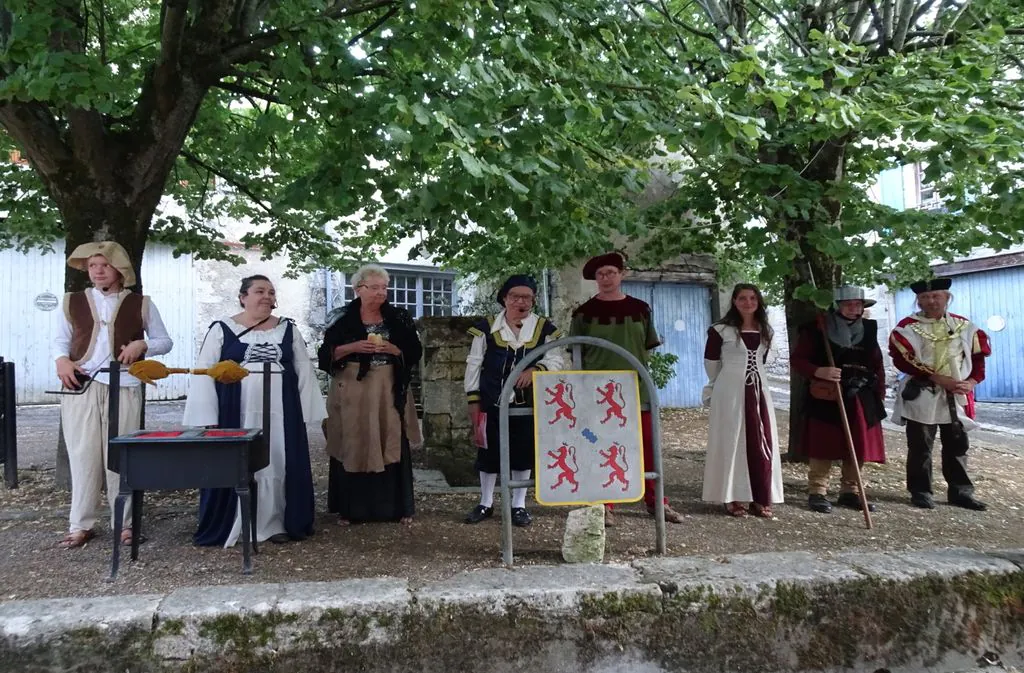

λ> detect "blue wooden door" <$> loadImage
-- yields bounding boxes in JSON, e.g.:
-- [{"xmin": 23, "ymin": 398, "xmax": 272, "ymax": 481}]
[
  {"xmin": 622, "ymin": 281, "xmax": 712, "ymax": 408},
  {"xmin": 895, "ymin": 266, "xmax": 1024, "ymax": 401}
]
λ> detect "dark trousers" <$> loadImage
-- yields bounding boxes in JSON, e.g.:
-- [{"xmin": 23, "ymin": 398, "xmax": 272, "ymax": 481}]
[{"xmin": 905, "ymin": 420, "xmax": 974, "ymax": 500}]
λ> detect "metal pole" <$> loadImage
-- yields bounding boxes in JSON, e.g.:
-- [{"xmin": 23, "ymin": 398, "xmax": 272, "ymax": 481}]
[
  {"xmin": 3, "ymin": 361, "xmax": 17, "ymax": 489},
  {"xmin": 499, "ymin": 394, "xmax": 514, "ymax": 567},
  {"xmin": 262, "ymin": 362, "xmax": 271, "ymax": 445},
  {"xmin": 496, "ymin": 336, "xmax": 665, "ymax": 566},
  {"xmin": 107, "ymin": 361, "xmax": 120, "ymax": 466}
]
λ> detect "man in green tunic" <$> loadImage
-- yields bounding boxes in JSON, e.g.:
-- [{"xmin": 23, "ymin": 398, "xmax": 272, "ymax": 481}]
[{"xmin": 570, "ymin": 252, "xmax": 685, "ymax": 526}]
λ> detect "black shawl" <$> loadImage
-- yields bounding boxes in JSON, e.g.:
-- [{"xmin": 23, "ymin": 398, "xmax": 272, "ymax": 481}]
[{"xmin": 317, "ymin": 298, "xmax": 421, "ymax": 413}]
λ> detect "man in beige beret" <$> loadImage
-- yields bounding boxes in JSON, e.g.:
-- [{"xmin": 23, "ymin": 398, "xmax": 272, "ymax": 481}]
[{"xmin": 53, "ymin": 241, "xmax": 173, "ymax": 548}]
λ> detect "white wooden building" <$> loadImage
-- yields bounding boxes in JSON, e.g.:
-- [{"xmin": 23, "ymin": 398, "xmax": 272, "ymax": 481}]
[{"xmin": 0, "ymin": 244, "xmax": 197, "ymax": 404}]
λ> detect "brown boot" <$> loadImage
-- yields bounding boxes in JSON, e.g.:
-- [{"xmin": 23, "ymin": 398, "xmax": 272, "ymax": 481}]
[{"xmin": 648, "ymin": 503, "xmax": 685, "ymax": 524}]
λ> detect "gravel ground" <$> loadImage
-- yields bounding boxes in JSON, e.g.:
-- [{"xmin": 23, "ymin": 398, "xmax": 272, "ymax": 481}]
[{"xmin": 0, "ymin": 407, "xmax": 1021, "ymax": 601}]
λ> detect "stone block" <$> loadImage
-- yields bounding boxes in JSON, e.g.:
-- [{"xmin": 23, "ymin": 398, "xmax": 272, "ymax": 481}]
[
  {"xmin": 0, "ymin": 594, "xmax": 162, "ymax": 647},
  {"xmin": 424, "ymin": 442, "xmax": 477, "ymax": 486},
  {"xmin": 153, "ymin": 584, "xmax": 283, "ymax": 659},
  {"xmin": 415, "ymin": 563, "xmax": 657, "ymax": 615},
  {"xmin": 423, "ymin": 380, "xmax": 466, "ymax": 414},
  {"xmin": 634, "ymin": 551, "xmax": 864, "ymax": 598},
  {"xmin": 562, "ymin": 505, "xmax": 606, "ymax": 564},
  {"xmin": 418, "ymin": 316, "xmax": 480, "ymax": 345},
  {"xmin": 275, "ymin": 579, "xmax": 411, "ymax": 647},
  {"xmin": 422, "ymin": 413, "xmax": 453, "ymax": 444},
  {"xmin": 837, "ymin": 548, "xmax": 1019, "ymax": 581}
]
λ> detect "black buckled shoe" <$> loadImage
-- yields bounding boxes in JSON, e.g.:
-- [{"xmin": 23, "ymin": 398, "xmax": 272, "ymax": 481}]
[
  {"xmin": 465, "ymin": 505, "xmax": 494, "ymax": 524},
  {"xmin": 511, "ymin": 507, "xmax": 533, "ymax": 528},
  {"xmin": 836, "ymin": 492, "xmax": 877, "ymax": 512},
  {"xmin": 949, "ymin": 495, "xmax": 988, "ymax": 511},
  {"xmin": 910, "ymin": 493, "xmax": 936, "ymax": 509},
  {"xmin": 808, "ymin": 494, "xmax": 833, "ymax": 514}
]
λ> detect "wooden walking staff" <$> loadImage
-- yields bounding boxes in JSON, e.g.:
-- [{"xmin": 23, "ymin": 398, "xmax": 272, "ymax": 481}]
[{"xmin": 817, "ymin": 313, "xmax": 873, "ymax": 530}]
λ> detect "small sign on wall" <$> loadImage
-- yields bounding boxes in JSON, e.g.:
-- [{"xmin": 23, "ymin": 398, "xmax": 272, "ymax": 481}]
[
  {"xmin": 34, "ymin": 292, "xmax": 58, "ymax": 311},
  {"xmin": 533, "ymin": 370, "xmax": 644, "ymax": 506}
]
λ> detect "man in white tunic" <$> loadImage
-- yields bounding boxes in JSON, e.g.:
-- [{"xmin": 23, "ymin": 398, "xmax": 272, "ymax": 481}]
[
  {"xmin": 889, "ymin": 277, "xmax": 990, "ymax": 511},
  {"xmin": 53, "ymin": 241, "xmax": 173, "ymax": 547},
  {"xmin": 464, "ymin": 275, "xmax": 565, "ymax": 527}
]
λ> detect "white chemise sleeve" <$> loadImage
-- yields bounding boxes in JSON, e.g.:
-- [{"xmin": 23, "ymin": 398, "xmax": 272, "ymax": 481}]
[
  {"xmin": 182, "ymin": 324, "xmax": 224, "ymax": 427},
  {"xmin": 291, "ymin": 327, "xmax": 327, "ymax": 423}
]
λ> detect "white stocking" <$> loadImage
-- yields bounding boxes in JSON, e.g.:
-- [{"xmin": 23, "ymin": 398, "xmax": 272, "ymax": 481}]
[
  {"xmin": 479, "ymin": 472, "xmax": 497, "ymax": 508},
  {"xmin": 511, "ymin": 469, "xmax": 531, "ymax": 509}
]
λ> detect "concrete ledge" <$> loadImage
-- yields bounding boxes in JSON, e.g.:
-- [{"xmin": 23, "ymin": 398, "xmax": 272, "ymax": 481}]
[{"xmin": 0, "ymin": 549, "xmax": 1022, "ymax": 673}]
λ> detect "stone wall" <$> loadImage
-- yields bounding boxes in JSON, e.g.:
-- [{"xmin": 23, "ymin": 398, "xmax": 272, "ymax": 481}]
[
  {"xmin": 2, "ymin": 549, "xmax": 1022, "ymax": 673},
  {"xmin": 419, "ymin": 316, "xmax": 479, "ymax": 486}
]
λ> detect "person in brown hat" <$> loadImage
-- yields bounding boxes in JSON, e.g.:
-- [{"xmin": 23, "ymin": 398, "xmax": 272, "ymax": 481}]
[
  {"xmin": 889, "ymin": 277, "xmax": 990, "ymax": 511},
  {"xmin": 569, "ymin": 251, "xmax": 685, "ymax": 526},
  {"xmin": 53, "ymin": 241, "xmax": 173, "ymax": 547}
]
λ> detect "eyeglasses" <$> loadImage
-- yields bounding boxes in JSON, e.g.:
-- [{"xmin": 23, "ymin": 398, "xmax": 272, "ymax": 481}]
[
  {"xmin": 506, "ymin": 294, "xmax": 534, "ymax": 304},
  {"xmin": 358, "ymin": 284, "xmax": 389, "ymax": 293},
  {"xmin": 594, "ymin": 269, "xmax": 620, "ymax": 279}
]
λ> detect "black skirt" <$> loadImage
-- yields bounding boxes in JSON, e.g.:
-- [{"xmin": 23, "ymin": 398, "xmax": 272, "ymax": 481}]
[
  {"xmin": 327, "ymin": 439, "xmax": 415, "ymax": 522},
  {"xmin": 475, "ymin": 410, "xmax": 535, "ymax": 474}
]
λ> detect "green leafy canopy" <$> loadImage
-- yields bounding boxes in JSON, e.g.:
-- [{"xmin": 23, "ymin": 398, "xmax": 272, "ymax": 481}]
[{"xmin": 1, "ymin": 1, "xmax": 1023, "ymax": 302}]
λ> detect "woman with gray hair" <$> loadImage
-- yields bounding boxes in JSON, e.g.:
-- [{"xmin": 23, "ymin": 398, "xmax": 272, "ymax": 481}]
[{"xmin": 317, "ymin": 264, "xmax": 422, "ymax": 524}]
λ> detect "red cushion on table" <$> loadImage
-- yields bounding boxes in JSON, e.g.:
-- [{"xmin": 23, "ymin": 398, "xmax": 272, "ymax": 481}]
[
  {"xmin": 133, "ymin": 431, "xmax": 185, "ymax": 438},
  {"xmin": 202, "ymin": 430, "xmax": 249, "ymax": 438}
]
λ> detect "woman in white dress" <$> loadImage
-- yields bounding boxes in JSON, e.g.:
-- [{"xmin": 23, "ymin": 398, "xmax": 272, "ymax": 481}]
[
  {"xmin": 701, "ymin": 284, "xmax": 783, "ymax": 518},
  {"xmin": 183, "ymin": 275, "xmax": 326, "ymax": 546}
]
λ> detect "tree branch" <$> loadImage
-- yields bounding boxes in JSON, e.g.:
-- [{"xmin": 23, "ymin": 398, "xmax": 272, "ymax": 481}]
[
  {"xmin": 847, "ymin": 1, "xmax": 874, "ymax": 43},
  {"xmin": 882, "ymin": 0, "xmax": 895, "ymax": 46},
  {"xmin": 865, "ymin": 0, "xmax": 887, "ymax": 52},
  {"xmin": 347, "ymin": 5, "xmax": 400, "ymax": 46},
  {"xmin": 646, "ymin": 0, "xmax": 718, "ymax": 42},
  {"xmin": 212, "ymin": 80, "xmax": 282, "ymax": 103},
  {"xmin": 891, "ymin": 0, "xmax": 917, "ymax": 51},
  {"xmin": 748, "ymin": 0, "xmax": 811, "ymax": 55},
  {"xmin": 159, "ymin": 0, "xmax": 188, "ymax": 68},
  {"xmin": 220, "ymin": 0, "xmax": 399, "ymax": 65},
  {"xmin": 0, "ymin": 102, "xmax": 72, "ymax": 179},
  {"xmin": 908, "ymin": 0, "xmax": 939, "ymax": 27},
  {"xmin": 181, "ymin": 150, "xmax": 277, "ymax": 217},
  {"xmin": 628, "ymin": 4, "xmax": 679, "ymax": 64}
]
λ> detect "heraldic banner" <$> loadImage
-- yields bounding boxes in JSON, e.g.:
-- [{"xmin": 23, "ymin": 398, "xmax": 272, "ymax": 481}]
[{"xmin": 532, "ymin": 370, "xmax": 644, "ymax": 506}]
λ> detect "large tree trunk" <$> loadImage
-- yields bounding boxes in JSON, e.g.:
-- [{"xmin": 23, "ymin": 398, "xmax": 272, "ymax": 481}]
[
  {"xmin": 0, "ymin": 1, "xmax": 234, "ymax": 488},
  {"xmin": 781, "ymin": 253, "xmax": 839, "ymax": 462},
  {"xmin": 778, "ymin": 139, "xmax": 848, "ymax": 461}
]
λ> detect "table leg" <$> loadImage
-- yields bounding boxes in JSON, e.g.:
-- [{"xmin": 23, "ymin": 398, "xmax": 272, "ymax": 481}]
[
  {"xmin": 108, "ymin": 491, "xmax": 129, "ymax": 581},
  {"xmin": 237, "ymin": 485, "xmax": 253, "ymax": 575},
  {"xmin": 130, "ymin": 490, "xmax": 143, "ymax": 561},
  {"xmin": 250, "ymin": 478, "xmax": 259, "ymax": 555}
]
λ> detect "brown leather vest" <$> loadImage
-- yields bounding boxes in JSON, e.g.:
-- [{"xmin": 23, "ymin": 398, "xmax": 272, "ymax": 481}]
[{"xmin": 65, "ymin": 291, "xmax": 146, "ymax": 363}]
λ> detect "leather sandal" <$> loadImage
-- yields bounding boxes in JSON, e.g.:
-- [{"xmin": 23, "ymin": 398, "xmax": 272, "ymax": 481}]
[
  {"xmin": 60, "ymin": 530, "xmax": 96, "ymax": 549},
  {"xmin": 725, "ymin": 502, "xmax": 748, "ymax": 517},
  {"xmin": 749, "ymin": 503, "xmax": 774, "ymax": 519}
]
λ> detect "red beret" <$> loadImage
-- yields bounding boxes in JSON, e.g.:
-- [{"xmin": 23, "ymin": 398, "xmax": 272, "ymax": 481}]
[{"xmin": 582, "ymin": 252, "xmax": 626, "ymax": 280}]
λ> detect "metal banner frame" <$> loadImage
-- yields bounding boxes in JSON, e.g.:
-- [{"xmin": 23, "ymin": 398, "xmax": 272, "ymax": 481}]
[{"xmin": 497, "ymin": 336, "xmax": 666, "ymax": 567}]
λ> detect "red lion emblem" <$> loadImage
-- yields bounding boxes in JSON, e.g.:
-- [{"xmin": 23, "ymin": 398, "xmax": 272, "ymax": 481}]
[
  {"xmin": 546, "ymin": 444, "xmax": 580, "ymax": 493},
  {"xmin": 600, "ymin": 442, "xmax": 630, "ymax": 492},
  {"xmin": 545, "ymin": 380, "xmax": 577, "ymax": 429},
  {"xmin": 596, "ymin": 380, "xmax": 628, "ymax": 428}
]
